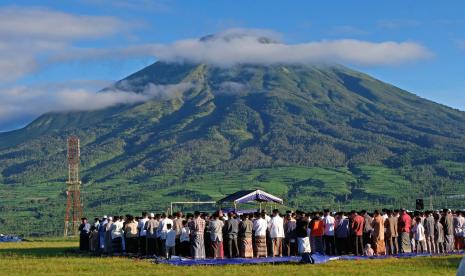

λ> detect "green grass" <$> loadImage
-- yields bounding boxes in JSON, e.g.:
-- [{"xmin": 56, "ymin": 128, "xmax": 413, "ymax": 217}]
[
  {"xmin": 353, "ymin": 165, "xmax": 411, "ymax": 199},
  {"xmin": 0, "ymin": 240, "xmax": 462, "ymax": 275}
]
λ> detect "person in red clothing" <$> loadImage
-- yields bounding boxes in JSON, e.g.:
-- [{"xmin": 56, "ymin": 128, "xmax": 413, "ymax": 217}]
[
  {"xmin": 309, "ymin": 213, "xmax": 325, "ymax": 254},
  {"xmin": 398, "ymin": 208, "xmax": 412, "ymax": 253},
  {"xmin": 351, "ymin": 211, "xmax": 365, "ymax": 256}
]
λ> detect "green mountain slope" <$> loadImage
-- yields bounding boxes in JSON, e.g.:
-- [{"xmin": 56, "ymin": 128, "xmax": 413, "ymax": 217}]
[{"xmin": 1, "ymin": 62, "xmax": 465, "ymax": 235}]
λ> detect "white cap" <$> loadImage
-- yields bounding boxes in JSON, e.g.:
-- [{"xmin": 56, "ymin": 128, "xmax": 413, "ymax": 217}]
[
  {"xmin": 103, "ymin": 215, "xmax": 108, "ymax": 219},
  {"xmin": 108, "ymin": 216, "xmax": 113, "ymax": 221},
  {"xmin": 150, "ymin": 213, "xmax": 155, "ymax": 218}
]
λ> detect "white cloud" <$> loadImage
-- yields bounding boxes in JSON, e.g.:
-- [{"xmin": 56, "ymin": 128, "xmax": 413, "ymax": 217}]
[
  {"xmin": 0, "ymin": 6, "xmax": 129, "ymax": 82},
  {"xmin": 0, "ymin": 7, "xmax": 126, "ymax": 40},
  {"xmin": 0, "ymin": 81, "xmax": 193, "ymax": 131},
  {"xmin": 50, "ymin": 28, "xmax": 432, "ymax": 67}
]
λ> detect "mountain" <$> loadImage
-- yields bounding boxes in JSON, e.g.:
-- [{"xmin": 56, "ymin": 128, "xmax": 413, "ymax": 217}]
[{"xmin": 1, "ymin": 61, "xmax": 465, "ymax": 236}]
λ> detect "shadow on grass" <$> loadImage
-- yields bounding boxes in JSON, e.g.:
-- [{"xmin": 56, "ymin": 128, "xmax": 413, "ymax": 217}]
[{"xmin": 0, "ymin": 247, "xmax": 82, "ymax": 258}]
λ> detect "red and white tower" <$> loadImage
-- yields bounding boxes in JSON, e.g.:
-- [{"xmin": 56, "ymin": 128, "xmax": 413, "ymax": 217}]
[{"xmin": 64, "ymin": 136, "xmax": 84, "ymax": 236}]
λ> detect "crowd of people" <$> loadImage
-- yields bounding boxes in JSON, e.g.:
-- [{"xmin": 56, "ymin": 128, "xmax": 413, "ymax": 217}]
[{"xmin": 78, "ymin": 208, "xmax": 465, "ymax": 259}]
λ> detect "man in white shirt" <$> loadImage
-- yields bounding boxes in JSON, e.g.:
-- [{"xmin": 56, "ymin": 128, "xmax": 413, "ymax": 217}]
[
  {"xmin": 323, "ymin": 209, "xmax": 336, "ymax": 255},
  {"xmin": 157, "ymin": 214, "xmax": 173, "ymax": 255},
  {"xmin": 209, "ymin": 213, "xmax": 225, "ymax": 259},
  {"xmin": 253, "ymin": 213, "xmax": 268, "ymax": 257},
  {"xmin": 111, "ymin": 216, "xmax": 124, "ymax": 254},
  {"xmin": 414, "ymin": 217, "xmax": 426, "ymax": 253},
  {"xmin": 138, "ymin": 212, "xmax": 149, "ymax": 256},
  {"xmin": 269, "ymin": 209, "xmax": 285, "ymax": 257}
]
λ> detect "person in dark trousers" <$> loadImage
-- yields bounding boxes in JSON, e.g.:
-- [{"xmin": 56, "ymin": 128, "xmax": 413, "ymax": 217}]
[
  {"xmin": 423, "ymin": 211, "xmax": 435, "ymax": 254},
  {"xmin": 323, "ymin": 209, "xmax": 336, "ymax": 255},
  {"xmin": 78, "ymin": 217, "xmax": 91, "ymax": 251},
  {"xmin": 138, "ymin": 212, "xmax": 149, "ymax": 256},
  {"xmin": 441, "ymin": 209, "xmax": 455, "ymax": 253},
  {"xmin": 335, "ymin": 212, "xmax": 349, "ymax": 255},
  {"xmin": 351, "ymin": 211, "xmax": 365, "ymax": 256},
  {"xmin": 145, "ymin": 213, "xmax": 158, "ymax": 256},
  {"xmin": 398, "ymin": 208, "xmax": 412, "ymax": 253},
  {"xmin": 225, "ymin": 212, "xmax": 239, "ymax": 258},
  {"xmin": 385, "ymin": 210, "xmax": 399, "ymax": 255},
  {"xmin": 284, "ymin": 212, "xmax": 297, "ymax": 256},
  {"xmin": 361, "ymin": 210, "xmax": 373, "ymax": 248}
]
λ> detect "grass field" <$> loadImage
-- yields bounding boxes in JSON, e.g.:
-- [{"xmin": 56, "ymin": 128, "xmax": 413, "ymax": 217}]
[{"xmin": 0, "ymin": 239, "xmax": 462, "ymax": 275}]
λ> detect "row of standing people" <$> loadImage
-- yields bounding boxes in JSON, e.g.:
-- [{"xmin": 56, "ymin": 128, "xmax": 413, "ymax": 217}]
[{"xmin": 78, "ymin": 208, "xmax": 465, "ymax": 258}]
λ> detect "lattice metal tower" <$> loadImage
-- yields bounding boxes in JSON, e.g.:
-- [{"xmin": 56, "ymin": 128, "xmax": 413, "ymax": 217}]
[{"xmin": 64, "ymin": 136, "xmax": 84, "ymax": 236}]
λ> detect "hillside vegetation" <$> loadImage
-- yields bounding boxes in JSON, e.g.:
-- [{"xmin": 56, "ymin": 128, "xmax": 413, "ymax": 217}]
[{"xmin": 1, "ymin": 62, "xmax": 465, "ymax": 235}]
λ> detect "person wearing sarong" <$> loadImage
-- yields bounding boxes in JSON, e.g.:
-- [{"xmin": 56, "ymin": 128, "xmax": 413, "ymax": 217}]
[
  {"xmin": 270, "ymin": 209, "xmax": 285, "ymax": 257},
  {"xmin": 89, "ymin": 225, "xmax": 99, "ymax": 252},
  {"xmin": 239, "ymin": 214, "xmax": 253, "ymax": 258},
  {"xmin": 99, "ymin": 216, "xmax": 108, "ymax": 252},
  {"xmin": 78, "ymin": 218, "xmax": 90, "ymax": 251},
  {"xmin": 398, "ymin": 208, "xmax": 412, "ymax": 253},
  {"xmin": 295, "ymin": 212, "xmax": 310, "ymax": 255},
  {"xmin": 253, "ymin": 213, "xmax": 268, "ymax": 257},
  {"xmin": 189, "ymin": 211, "xmax": 206, "ymax": 259},
  {"xmin": 371, "ymin": 210, "xmax": 386, "ymax": 255},
  {"xmin": 104, "ymin": 217, "xmax": 113, "ymax": 254},
  {"xmin": 209, "ymin": 213, "xmax": 225, "ymax": 259}
]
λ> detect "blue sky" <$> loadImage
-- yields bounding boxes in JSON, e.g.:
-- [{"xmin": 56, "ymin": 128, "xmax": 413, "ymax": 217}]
[{"xmin": 0, "ymin": 0, "xmax": 465, "ymax": 131}]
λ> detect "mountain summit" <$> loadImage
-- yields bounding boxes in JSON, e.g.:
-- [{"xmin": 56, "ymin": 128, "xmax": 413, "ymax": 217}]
[{"xmin": 1, "ymin": 61, "xmax": 465, "ymax": 235}]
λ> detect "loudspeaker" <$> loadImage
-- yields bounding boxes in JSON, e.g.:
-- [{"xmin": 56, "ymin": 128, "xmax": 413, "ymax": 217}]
[{"xmin": 416, "ymin": 199, "xmax": 424, "ymax": 210}]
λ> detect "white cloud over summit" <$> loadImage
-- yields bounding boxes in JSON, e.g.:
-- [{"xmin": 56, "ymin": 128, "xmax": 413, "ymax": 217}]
[
  {"xmin": 51, "ymin": 28, "xmax": 433, "ymax": 67},
  {"xmin": 0, "ymin": 6, "xmax": 433, "ymax": 131}
]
